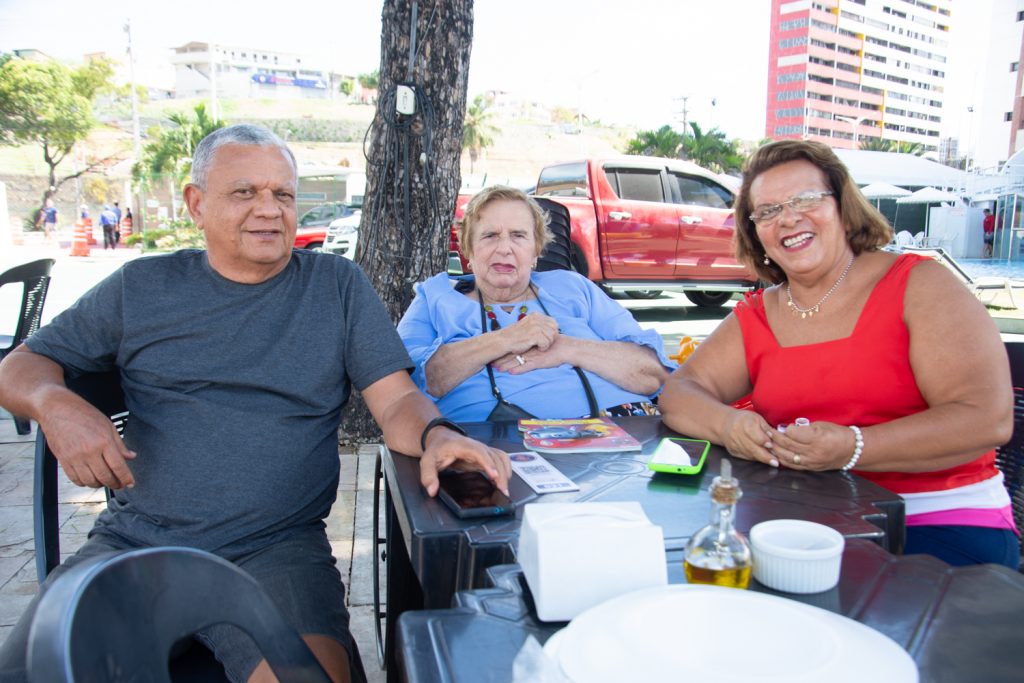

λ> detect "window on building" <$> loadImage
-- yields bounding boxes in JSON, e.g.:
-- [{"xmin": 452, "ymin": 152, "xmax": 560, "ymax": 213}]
[
  {"xmin": 1012, "ymin": 62, "xmax": 1020, "ymax": 73},
  {"xmin": 1017, "ymin": 10, "xmax": 1024, "ymax": 21},
  {"xmin": 1008, "ymin": 112, "xmax": 1015, "ymax": 122}
]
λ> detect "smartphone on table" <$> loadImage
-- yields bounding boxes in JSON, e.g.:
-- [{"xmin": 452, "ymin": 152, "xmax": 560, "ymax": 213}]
[
  {"xmin": 647, "ymin": 437, "xmax": 710, "ymax": 475},
  {"xmin": 437, "ymin": 469, "xmax": 515, "ymax": 519}
]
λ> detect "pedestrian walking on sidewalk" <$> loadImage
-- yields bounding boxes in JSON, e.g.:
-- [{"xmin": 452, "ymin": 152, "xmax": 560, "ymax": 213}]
[{"xmin": 99, "ymin": 205, "xmax": 118, "ymax": 250}]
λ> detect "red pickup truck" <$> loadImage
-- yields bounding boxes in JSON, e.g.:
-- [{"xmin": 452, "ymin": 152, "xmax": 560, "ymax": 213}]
[{"xmin": 451, "ymin": 156, "xmax": 757, "ymax": 307}]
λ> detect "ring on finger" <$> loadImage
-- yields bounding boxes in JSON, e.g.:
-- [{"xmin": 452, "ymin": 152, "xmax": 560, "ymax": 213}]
[
  {"xmin": 793, "ymin": 454, "xmax": 802, "ymax": 465},
  {"xmin": 515, "ymin": 355, "xmax": 525, "ymax": 366}
]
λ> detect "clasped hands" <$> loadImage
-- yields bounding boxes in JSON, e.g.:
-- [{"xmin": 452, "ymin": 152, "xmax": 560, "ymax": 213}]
[
  {"xmin": 489, "ymin": 313, "xmax": 567, "ymax": 374},
  {"xmin": 722, "ymin": 410, "xmax": 856, "ymax": 471}
]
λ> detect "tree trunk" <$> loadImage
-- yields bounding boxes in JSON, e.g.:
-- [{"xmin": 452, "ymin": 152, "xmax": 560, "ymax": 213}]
[{"xmin": 340, "ymin": 0, "xmax": 473, "ymax": 442}]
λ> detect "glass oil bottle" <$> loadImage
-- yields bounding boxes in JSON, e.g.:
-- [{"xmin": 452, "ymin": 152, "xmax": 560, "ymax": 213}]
[{"xmin": 683, "ymin": 460, "xmax": 752, "ymax": 588}]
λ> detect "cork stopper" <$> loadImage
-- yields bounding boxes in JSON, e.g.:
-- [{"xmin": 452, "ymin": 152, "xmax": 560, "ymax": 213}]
[{"xmin": 710, "ymin": 460, "xmax": 742, "ymax": 505}]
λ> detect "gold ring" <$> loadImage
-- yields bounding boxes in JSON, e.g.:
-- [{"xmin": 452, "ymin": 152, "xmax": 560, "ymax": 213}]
[
  {"xmin": 516, "ymin": 355, "xmax": 525, "ymax": 366},
  {"xmin": 793, "ymin": 454, "xmax": 802, "ymax": 465}
]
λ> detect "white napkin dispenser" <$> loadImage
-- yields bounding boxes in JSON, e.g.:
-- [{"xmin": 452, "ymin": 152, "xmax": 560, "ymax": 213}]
[{"xmin": 518, "ymin": 502, "xmax": 668, "ymax": 621}]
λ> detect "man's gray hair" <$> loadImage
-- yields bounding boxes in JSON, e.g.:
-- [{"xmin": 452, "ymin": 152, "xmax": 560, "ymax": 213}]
[{"xmin": 190, "ymin": 124, "xmax": 297, "ymax": 190}]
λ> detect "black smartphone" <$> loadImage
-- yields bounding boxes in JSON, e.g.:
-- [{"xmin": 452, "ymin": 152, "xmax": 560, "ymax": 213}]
[{"xmin": 437, "ymin": 470, "xmax": 515, "ymax": 519}]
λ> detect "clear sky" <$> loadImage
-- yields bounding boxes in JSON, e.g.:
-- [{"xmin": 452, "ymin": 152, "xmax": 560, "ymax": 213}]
[{"xmin": 0, "ymin": 0, "xmax": 979, "ymax": 143}]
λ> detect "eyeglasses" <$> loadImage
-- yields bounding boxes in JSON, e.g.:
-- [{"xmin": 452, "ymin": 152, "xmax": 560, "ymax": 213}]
[{"xmin": 750, "ymin": 191, "xmax": 833, "ymax": 225}]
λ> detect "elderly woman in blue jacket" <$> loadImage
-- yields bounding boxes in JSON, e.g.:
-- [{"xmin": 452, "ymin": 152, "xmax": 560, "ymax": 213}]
[{"xmin": 398, "ymin": 185, "xmax": 674, "ymax": 422}]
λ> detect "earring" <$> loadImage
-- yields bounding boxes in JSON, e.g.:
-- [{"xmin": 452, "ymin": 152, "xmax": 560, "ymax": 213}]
[{"xmin": 763, "ymin": 255, "xmax": 771, "ymax": 266}]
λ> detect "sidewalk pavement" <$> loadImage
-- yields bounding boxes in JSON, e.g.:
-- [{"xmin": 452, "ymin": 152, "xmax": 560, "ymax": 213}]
[{"xmin": 0, "ymin": 415, "xmax": 388, "ymax": 682}]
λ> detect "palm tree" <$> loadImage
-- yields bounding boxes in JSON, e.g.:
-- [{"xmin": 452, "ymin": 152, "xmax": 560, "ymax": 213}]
[
  {"xmin": 462, "ymin": 94, "xmax": 499, "ymax": 173},
  {"xmin": 134, "ymin": 103, "xmax": 224, "ymax": 219},
  {"xmin": 624, "ymin": 125, "xmax": 684, "ymax": 158},
  {"xmin": 680, "ymin": 122, "xmax": 743, "ymax": 174},
  {"xmin": 858, "ymin": 138, "xmax": 926, "ymax": 156}
]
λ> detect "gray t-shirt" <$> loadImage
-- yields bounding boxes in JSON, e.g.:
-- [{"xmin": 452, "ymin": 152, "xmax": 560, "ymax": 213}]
[{"xmin": 28, "ymin": 249, "xmax": 412, "ymax": 557}]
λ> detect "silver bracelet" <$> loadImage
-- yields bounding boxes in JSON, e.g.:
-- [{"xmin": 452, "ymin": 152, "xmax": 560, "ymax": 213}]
[{"xmin": 841, "ymin": 425, "xmax": 863, "ymax": 471}]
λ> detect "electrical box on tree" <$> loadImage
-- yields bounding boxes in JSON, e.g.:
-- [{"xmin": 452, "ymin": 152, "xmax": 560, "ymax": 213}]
[{"xmin": 396, "ymin": 85, "xmax": 416, "ymax": 115}]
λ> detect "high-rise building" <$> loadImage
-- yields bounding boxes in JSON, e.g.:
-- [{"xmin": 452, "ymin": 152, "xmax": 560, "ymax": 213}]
[
  {"xmin": 959, "ymin": 0, "xmax": 1024, "ymax": 171},
  {"xmin": 765, "ymin": 0, "xmax": 952, "ymax": 152}
]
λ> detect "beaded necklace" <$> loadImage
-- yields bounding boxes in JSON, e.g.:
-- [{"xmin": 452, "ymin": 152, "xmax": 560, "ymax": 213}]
[
  {"xmin": 786, "ymin": 254, "xmax": 856, "ymax": 319},
  {"xmin": 483, "ymin": 303, "xmax": 529, "ymax": 329}
]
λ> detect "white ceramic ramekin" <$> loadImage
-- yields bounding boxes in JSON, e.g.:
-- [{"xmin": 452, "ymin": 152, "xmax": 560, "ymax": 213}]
[{"xmin": 750, "ymin": 520, "xmax": 845, "ymax": 594}]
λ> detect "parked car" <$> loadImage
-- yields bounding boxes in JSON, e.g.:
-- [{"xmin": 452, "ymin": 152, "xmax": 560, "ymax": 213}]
[
  {"xmin": 450, "ymin": 157, "xmax": 757, "ymax": 307},
  {"xmin": 296, "ymin": 203, "xmax": 358, "ymax": 250},
  {"xmin": 323, "ymin": 211, "xmax": 362, "ymax": 259}
]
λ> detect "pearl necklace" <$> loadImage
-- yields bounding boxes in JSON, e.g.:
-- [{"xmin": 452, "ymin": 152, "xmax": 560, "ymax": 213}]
[{"xmin": 786, "ymin": 255, "xmax": 856, "ymax": 319}]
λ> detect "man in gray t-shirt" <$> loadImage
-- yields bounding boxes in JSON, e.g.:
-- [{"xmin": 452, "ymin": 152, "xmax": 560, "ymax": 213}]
[{"xmin": 0, "ymin": 125, "xmax": 510, "ymax": 683}]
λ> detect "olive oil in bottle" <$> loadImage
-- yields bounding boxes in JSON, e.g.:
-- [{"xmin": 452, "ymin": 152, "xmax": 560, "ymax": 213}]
[{"xmin": 683, "ymin": 460, "xmax": 752, "ymax": 589}]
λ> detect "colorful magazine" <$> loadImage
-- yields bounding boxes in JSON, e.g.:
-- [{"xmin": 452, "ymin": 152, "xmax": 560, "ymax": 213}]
[{"xmin": 518, "ymin": 418, "xmax": 642, "ymax": 454}]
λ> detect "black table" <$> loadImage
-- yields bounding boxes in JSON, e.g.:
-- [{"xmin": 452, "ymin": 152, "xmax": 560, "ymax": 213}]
[
  {"xmin": 379, "ymin": 417, "xmax": 906, "ymax": 676},
  {"xmin": 397, "ymin": 540, "xmax": 1024, "ymax": 683}
]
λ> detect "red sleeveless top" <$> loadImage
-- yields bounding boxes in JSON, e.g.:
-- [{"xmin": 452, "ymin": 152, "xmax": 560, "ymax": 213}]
[{"xmin": 735, "ymin": 253, "xmax": 999, "ymax": 495}]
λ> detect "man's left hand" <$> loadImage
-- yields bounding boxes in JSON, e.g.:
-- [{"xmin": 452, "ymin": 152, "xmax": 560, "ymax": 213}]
[{"xmin": 419, "ymin": 429, "xmax": 511, "ymax": 497}]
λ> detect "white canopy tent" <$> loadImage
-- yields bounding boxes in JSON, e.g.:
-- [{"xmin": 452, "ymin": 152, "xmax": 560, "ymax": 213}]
[
  {"xmin": 859, "ymin": 182, "xmax": 912, "ymax": 199},
  {"xmin": 896, "ymin": 187, "xmax": 964, "ymax": 242}
]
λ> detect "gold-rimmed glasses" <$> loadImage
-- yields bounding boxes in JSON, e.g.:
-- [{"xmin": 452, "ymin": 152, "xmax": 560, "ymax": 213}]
[{"xmin": 751, "ymin": 191, "xmax": 833, "ymax": 226}]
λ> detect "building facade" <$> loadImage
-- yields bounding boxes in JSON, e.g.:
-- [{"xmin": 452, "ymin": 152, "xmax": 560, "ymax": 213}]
[
  {"xmin": 766, "ymin": 0, "xmax": 952, "ymax": 152},
  {"xmin": 963, "ymin": 1, "xmax": 1024, "ymax": 171},
  {"xmin": 170, "ymin": 42, "xmax": 349, "ymax": 101}
]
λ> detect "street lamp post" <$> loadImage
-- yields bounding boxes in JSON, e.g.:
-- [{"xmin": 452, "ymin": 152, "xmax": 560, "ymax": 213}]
[
  {"xmin": 123, "ymin": 19, "xmax": 145, "ymax": 233},
  {"xmin": 835, "ymin": 114, "xmax": 867, "ymax": 147}
]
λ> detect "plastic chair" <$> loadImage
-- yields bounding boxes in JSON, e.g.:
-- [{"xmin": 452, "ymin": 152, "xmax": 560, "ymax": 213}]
[
  {"xmin": 997, "ymin": 342, "xmax": 1024, "ymax": 571},
  {"xmin": 34, "ymin": 370, "xmax": 125, "ymax": 582},
  {"xmin": 26, "ymin": 547, "xmax": 332, "ymax": 683},
  {"xmin": 0, "ymin": 258, "xmax": 55, "ymax": 434}
]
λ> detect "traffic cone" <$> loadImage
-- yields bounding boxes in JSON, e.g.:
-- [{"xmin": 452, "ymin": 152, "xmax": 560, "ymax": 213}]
[
  {"xmin": 121, "ymin": 216, "xmax": 133, "ymax": 237},
  {"xmin": 84, "ymin": 216, "xmax": 96, "ymax": 245},
  {"xmin": 69, "ymin": 220, "xmax": 90, "ymax": 257}
]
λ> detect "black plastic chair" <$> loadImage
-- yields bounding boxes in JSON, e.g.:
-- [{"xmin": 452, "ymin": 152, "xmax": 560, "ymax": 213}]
[
  {"xmin": 997, "ymin": 341, "xmax": 1024, "ymax": 571},
  {"xmin": 27, "ymin": 547, "xmax": 332, "ymax": 683},
  {"xmin": 0, "ymin": 258, "xmax": 55, "ymax": 434},
  {"xmin": 33, "ymin": 370, "xmax": 370, "ymax": 681},
  {"xmin": 33, "ymin": 370, "xmax": 125, "ymax": 583}
]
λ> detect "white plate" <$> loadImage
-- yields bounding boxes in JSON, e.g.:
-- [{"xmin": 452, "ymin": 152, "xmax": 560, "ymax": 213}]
[{"xmin": 543, "ymin": 585, "xmax": 917, "ymax": 683}]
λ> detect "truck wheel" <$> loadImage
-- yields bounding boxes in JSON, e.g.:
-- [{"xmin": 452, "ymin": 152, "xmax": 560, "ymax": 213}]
[
  {"xmin": 306, "ymin": 242, "xmax": 324, "ymax": 251},
  {"xmin": 684, "ymin": 291, "xmax": 732, "ymax": 308},
  {"xmin": 625, "ymin": 290, "xmax": 663, "ymax": 299}
]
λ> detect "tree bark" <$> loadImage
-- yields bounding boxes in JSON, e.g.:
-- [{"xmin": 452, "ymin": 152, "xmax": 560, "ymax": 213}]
[{"xmin": 341, "ymin": 0, "xmax": 473, "ymax": 442}]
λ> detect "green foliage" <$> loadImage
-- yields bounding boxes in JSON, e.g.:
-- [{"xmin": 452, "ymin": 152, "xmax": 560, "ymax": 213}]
[
  {"xmin": 681, "ymin": 122, "xmax": 744, "ymax": 174},
  {"xmin": 0, "ymin": 58, "xmax": 93, "ymax": 151},
  {"xmin": 339, "ymin": 79, "xmax": 354, "ymax": 96},
  {"xmin": 70, "ymin": 56, "xmax": 117, "ymax": 101},
  {"xmin": 463, "ymin": 94, "xmax": 499, "ymax": 172},
  {"xmin": 134, "ymin": 103, "xmax": 225, "ymax": 190},
  {"xmin": 358, "ymin": 70, "xmax": 379, "ymax": 89},
  {"xmin": 624, "ymin": 125, "xmax": 684, "ymax": 158},
  {"xmin": 125, "ymin": 218, "xmax": 203, "ymax": 250},
  {"xmin": 858, "ymin": 138, "xmax": 926, "ymax": 156},
  {"xmin": 624, "ymin": 122, "xmax": 745, "ymax": 174}
]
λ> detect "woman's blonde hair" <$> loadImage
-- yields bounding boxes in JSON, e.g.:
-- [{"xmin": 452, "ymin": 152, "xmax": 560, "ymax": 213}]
[
  {"xmin": 457, "ymin": 185, "xmax": 552, "ymax": 261},
  {"xmin": 734, "ymin": 140, "xmax": 893, "ymax": 284}
]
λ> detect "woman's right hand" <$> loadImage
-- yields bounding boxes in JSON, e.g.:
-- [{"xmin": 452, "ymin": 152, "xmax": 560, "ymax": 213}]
[
  {"xmin": 721, "ymin": 409, "xmax": 779, "ymax": 467},
  {"xmin": 499, "ymin": 313, "xmax": 559, "ymax": 354}
]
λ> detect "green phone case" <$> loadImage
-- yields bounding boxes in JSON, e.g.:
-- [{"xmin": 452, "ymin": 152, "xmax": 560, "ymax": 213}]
[{"xmin": 647, "ymin": 437, "xmax": 710, "ymax": 475}]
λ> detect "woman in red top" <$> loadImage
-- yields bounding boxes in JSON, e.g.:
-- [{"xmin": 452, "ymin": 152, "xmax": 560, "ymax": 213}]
[{"xmin": 660, "ymin": 140, "xmax": 1018, "ymax": 568}]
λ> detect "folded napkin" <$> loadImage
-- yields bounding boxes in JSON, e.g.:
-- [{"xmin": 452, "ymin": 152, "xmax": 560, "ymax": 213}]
[{"xmin": 517, "ymin": 502, "xmax": 667, "ymax": 621}]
